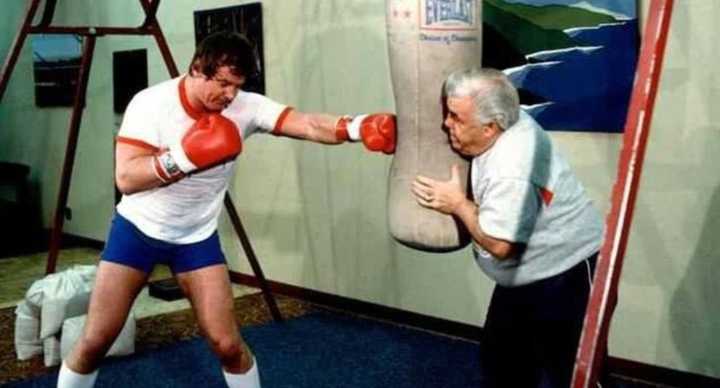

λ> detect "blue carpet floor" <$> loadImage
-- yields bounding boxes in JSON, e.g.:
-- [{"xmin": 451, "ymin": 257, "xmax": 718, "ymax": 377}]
[{"xmin": 3, "ymin": 312, "xmax": 483, "ymax": 387}]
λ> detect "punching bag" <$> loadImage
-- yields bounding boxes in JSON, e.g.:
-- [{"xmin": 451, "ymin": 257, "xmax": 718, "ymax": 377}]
[{"xmin": 386, "ymin": 0, "xmax": 482, "ymax": 252}]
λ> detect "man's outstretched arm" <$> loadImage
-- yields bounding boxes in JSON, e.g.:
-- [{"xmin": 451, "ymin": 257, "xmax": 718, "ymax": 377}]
[{"xmin": 276, "ymin": 110, "xmax": 396, "ymax": 154}]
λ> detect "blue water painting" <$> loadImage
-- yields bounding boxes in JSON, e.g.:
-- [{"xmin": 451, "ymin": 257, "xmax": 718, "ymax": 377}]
[{"xmin": 489, "ymin": 0, "xmax": 639, "ymax": 132}]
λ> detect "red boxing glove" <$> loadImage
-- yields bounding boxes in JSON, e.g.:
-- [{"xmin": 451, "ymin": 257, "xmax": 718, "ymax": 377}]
[
  {"xmin": 336, "ymin": 113, "xmax": 396, "ymax": 154},
  {"xmin": 153, "ymin": 114, "xmax": 242, "ymax": 183}
]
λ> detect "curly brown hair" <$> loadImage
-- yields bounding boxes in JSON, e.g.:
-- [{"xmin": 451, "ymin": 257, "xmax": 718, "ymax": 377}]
[{"xmin": 189, "ymin": 31, "xmax": 258, "ymax": 79}]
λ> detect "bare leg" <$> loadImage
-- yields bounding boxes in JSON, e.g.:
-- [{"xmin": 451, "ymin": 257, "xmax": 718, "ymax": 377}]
[
  {"xmin": 65, "ymin": 261, "xmax": 148, "ymax": 373},
  {"xmin": 176, "ymin": 264, "xmax": 253, "ymax": 373}
]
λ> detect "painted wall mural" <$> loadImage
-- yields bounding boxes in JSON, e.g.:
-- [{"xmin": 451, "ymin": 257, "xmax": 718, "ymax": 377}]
[{"xmin": 482, "ymin": 0, "xmax": 639, "ymax": 132}]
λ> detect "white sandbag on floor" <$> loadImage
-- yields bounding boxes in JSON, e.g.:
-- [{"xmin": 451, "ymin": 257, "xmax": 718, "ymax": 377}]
[
  {"xmin": 24, "ymin": 265, "xmax": 97, "ymax": 339},
  {"xmin": 14, "ymin": 300, "xmax": 42, "ymax": 360},
  {"xmin": 43, "ymin": 335, "xmax": 62, "ymax": 367}
]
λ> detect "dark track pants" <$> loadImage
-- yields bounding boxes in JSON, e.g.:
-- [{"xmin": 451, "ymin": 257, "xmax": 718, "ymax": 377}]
[{"xmin": 480, "ymin": 254, "xmax": 607, "ymax": 388}]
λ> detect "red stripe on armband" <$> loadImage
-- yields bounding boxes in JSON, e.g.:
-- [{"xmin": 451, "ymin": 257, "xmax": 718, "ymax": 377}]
[
  {"xmin": 334, "ymin": 116, "xmax": 351, "ymax": 142},
  {"xmin": 152, "ymin": 156, "xmax": 172, "ymax": 183},
  {"xmin": 152, "ymin": 152, "xmax": 184, "ymax": 184},
  {"xmin": 271, "ymin": 107, "xmax": 294, "ymax": 135},
  {"xmin": 116, "ymin": 136, "xmax": 160, "ymax": 152}
]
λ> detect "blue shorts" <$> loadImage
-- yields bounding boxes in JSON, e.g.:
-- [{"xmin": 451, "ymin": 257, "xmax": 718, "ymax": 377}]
[{"xmin": 101, "ymin": 213, "xmax": 226, "ymax": 274}]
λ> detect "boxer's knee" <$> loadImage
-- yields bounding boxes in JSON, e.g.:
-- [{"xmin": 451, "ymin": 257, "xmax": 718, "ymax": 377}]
[
  {"xmin": 207, "ymin": 333, "xmax": 252, "ymax": 372},
  {"xmin": 66, "ymin": 331, "xmax": 114, "ymax": 373}
]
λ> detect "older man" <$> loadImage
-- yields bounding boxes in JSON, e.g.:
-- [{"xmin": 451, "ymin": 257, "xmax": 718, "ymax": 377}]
[{"xmin": 412, "ymin": 68, "xmax": 604, "ymax": 388}]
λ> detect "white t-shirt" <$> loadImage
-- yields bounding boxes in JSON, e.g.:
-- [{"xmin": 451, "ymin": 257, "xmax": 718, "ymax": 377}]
[
  {"xmin": 471, "ymin": 111, "xmax": 603, "ymax": 286},
  {"xmin": 115, "ymin": 76, "xmax": 289, "ymax": 244}
]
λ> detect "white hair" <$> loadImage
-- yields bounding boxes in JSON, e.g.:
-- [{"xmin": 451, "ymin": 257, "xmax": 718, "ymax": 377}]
[{"xmin": 443, "ymin": 68, "xmax": 520, "ymax": 130}]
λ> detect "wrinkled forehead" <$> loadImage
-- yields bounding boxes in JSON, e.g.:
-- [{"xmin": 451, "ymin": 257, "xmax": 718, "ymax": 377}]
[
  {"xmin": 211, "ymin": 66, "xmax": 246, "ymax": 84},
  {"xmin": 447, "ymin": 80, "xmax": 493, "ymax": 100},
  {"xmin": 446, "ymin": 95, "xmax": 475, "ymax": 113}
]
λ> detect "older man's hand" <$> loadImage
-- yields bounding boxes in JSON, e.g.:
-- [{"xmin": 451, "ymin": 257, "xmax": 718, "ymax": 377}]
[{"xmin": 412, "ymin": 164, "xmax": 466, "ymax": 215}]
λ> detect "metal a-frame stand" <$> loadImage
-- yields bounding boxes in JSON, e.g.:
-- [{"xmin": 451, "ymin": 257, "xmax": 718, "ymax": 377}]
[
  {"xmin": 0, "ymin": 0, "xmax": 282, "ymax": 322},
  {"xmin": 571, "ymin": 1, "xmax": 675, "ymax": 386}
]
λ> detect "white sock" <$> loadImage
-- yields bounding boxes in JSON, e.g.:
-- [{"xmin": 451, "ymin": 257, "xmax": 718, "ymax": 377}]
[
  {"xmin": 223, "ymin": 358, "xmax": 261, "ymax": 388},
  {"xmin": 57, "ymin": 361, "xmax": 98, "ymax": 388}
]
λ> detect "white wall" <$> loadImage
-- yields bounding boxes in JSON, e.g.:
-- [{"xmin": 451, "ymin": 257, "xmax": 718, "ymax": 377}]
[{"xmin": 0, "ymin": 0, "xmax": 717, "ymax": 379}]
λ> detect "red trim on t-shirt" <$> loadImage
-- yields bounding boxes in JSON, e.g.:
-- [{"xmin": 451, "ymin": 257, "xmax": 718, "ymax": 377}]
[
  {"xmin": 271, "ymin": 107, "xmax": 294, "ymax": 135},
  {"xmin": 179, "ymin": 76, "xmax": 204, "ymax": 120},
  {"xmin": 539, "ymin": 187, "xmax": 554, "ymax": 206},
  {"xmin": 116, "ymin": 136, "xmax": 160, "ymax": 152}
]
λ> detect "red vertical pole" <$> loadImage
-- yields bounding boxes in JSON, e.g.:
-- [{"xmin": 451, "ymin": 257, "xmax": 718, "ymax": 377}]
[
  {"xmin": 46, "ymin": 35, "xmax": 97, "ymax": 274},
  {"xmin": 0, "ymin": 0, "xmax": 41, "ymax": 102},
  {"xmin": 224, "ymin": 195, "xmax": 283, "ymax": 322},
  {"xmin": 571, "ymin": 1, "xmax": 675, "ymax": 387},
  {"xmin": 139, "ymin": 0, "xmax": 179, "ymax": 77}
]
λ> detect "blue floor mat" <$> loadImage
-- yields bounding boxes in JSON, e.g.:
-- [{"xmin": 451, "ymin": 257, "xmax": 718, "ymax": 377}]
[{"xmin": 3, "ymin": 311, "xmax": 482, "ymax": 388}]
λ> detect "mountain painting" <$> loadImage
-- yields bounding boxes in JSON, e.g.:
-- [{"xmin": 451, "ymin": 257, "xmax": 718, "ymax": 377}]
[{"xmin": 482, "ymin": 0, "xmax": 639, "ymax": 132}]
